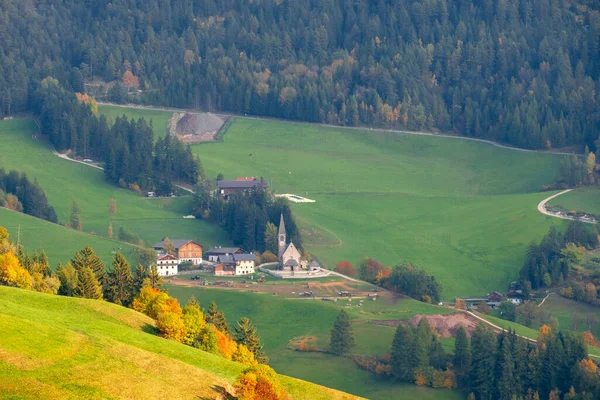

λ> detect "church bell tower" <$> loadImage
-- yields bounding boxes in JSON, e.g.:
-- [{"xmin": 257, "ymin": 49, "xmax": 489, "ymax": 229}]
[{"xmin": 278, "ymin": 213, "xmax": 286, "ymax": 263}]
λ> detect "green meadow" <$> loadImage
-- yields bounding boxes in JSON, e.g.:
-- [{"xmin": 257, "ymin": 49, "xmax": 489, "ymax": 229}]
[
  {"xmin": 548, "ymin": 186, "xmax": 600, "ymax": 215},
  {"xmin": 98, "ymin": 104, "xmax": 172, "ymax": 137},
  {"xmin": 193, "ymin": 118, "xmax": 566, "ymax": 298},
  {"xmin": 0, "ymin": 118, "xmax": 229, "ymax": 266},
  {"xmin": 166, "ymin": 284, "xmax": 461, "ymax": 400},
  {"xmin": 0, "ymin": 286, "xmax": 358, "ymax": 400}
]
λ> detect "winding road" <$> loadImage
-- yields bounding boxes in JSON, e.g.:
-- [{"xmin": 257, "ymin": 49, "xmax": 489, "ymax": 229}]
[{"xmin": 537, "ymin": 189, "xmax": 597, "ymax": 224}]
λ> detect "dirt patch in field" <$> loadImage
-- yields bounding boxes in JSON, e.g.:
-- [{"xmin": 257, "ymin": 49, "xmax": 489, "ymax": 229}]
[
  {"xmin": 169, "ymin": 112, "xmax": 225, "ymax": 143},
  {"xmin": 373, "ymin": 313, "xmax": 479, "ymax": 338}
]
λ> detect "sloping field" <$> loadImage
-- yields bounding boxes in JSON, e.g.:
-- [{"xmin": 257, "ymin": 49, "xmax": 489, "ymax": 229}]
[
  {"xmin": 98, "ymin": 105, "xmax": 172, "ymax": 138},
  {"xmin": 0, "ymin": 286, "xmax": 359, "ymax": 400},
  {"xmin": 0, "ymin": 118, "xmax": 229, "ymax": 266},
  {"xmin": 166, "ymin": 284, "xmax": 462, "ymax": 400},
  {"xmin": 193, "ymin": 118, "xmax": 565, "ymax": 298},
  {"xmin": 547, "ymin": 187, "xmax": 600, "ymax": 215},
  {"xmin": 0, "ymin": 208, "xmax": 136, "ymax": 265}
]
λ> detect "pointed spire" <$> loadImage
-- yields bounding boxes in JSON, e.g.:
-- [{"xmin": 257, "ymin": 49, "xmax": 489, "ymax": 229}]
[{"xmin": 278, "ymin": 213, "xmax": 286, "ymax": 236}]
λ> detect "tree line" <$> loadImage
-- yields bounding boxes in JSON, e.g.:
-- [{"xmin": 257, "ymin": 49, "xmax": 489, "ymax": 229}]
[
  {"xmin": 0, "ymin": 168, "xmax": 57, "ymax": 223},
  {"xmin": 349, "ymin": 258, "xmax": 442, "ymax": 303},
  {"xmin": 519, "ymin": 221, "xmax": 599, "ymax": 298},
  {"xmin": 2, "ymin": 0, "xmax": 600, "ymax": 151},
  {"xmin": 192, "ymin": 182, "xmax": 303, "ymax": 254},
  {"xmin": 34, "ymin": 78, "xmax": 202, "ymax": 192},
  {"xmin": 552, "ymin": 149, "xmax": 599, "ymax": 190}
]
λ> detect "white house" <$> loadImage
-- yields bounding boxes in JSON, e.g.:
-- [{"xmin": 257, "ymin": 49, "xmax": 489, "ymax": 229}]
[
  {"xmin": 156, "ymin": 254, "xmax": 179, "ymax": 276},
  {"xmin": 217, "ymin": 253, "xmax": 256, "ymax": 275}
]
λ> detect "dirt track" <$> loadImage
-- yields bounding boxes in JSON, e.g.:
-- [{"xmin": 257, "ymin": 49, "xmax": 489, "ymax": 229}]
[{"xmin": 537, "ymin": 189, "xmax": 597, "ymax": 224}]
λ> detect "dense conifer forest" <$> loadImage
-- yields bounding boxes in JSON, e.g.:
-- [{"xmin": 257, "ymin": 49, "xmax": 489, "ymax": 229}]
[{"xmin": 1, "ymin": 0, "xmax": 599, "ymax": 149}]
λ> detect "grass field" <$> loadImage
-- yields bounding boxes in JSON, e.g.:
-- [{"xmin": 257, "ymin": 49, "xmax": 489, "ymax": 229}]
[
  {"xmin": 98, "ymin": 105, "xmax": 172, "ymax": 138},
  {"xmin": 540, "ymin": 293, "xmax": 600, "ymax": 338},
  {"xmin": 192, "ymin": 118, "xmax": 566, "ymax": 299},
  {"xmin": 166, "ymin": 284, "xmax": 461, "ymax": 400},
  {"xmin": 547, "ymin": 187, "xmax": 600, "ymax": 215},
  {"xmin": 0, "ymin": 286, "xmax": 358, "ymax": 400},
  {"xmin": 0, "ymin": 118, "xmax": 229, "ymax": 267}
]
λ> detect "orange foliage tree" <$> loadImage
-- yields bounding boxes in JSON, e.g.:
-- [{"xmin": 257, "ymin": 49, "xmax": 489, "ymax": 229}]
[
  {"xmin": 216, "ymin": 329, "xmax": 238, "ymax": 360},
  {"xmin": 157, "ymin": 311, "xmax": 186, "ymax": 342},
  {"xmin": 234, "ymin": 365, "xmax": 288, "ymax": 400},
  {"xmin": 454, "ymin": 299, "xmax": 466, "ymax": 310},
  {"xmin": 357, "ymin": 258, "xmax": 390, "ymax": 283},
  {"xmin": 583, "ymin": 331, "xmax": 599, "ymax": 347},
  {"xmin": 335, "ymin": 260, "xmax": 355, "ymax": 277},
  {"xmin": 122, "ymin": 70, "xmax": 139, "ymax": 88}
]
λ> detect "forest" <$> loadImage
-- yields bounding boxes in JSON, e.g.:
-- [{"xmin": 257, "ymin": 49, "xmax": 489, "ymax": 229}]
[
  {"xmin": 34, "ymin": 78, "xmax": 202, "ymax": 192},
  {"xmin": 0, "ymin": 168, "xmax": 57, "ymax": 223},
  {"xmin": 0, "ymin": 0, "xmax": 599, "ymax": 150}
]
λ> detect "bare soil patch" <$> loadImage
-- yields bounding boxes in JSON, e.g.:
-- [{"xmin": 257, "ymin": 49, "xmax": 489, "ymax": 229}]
[
  {"xmin": 372, "ymin": 312, "xmax": 479, "ymax": 338},
  {"xmin": 169, "ymin": 112, "xmax": 226, "ymax": 143}
]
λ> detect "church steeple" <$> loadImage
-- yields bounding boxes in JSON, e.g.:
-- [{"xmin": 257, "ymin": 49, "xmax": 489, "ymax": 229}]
[{"xmin": 278, "ymin": 213, "xmax": 287, "ymax": 262}]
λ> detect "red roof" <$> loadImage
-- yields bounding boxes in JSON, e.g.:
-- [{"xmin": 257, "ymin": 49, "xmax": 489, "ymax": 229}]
[
  {"xmin": 158, "ymin": 254, "xmax": 178, "ymax": 261},
  {"xmin": 214, "ymin": 264, "xmax": 223, "ymax": 271},
  {"xmin": 235, "ymin": 177, "xmax": 257, "ymax": 181}
]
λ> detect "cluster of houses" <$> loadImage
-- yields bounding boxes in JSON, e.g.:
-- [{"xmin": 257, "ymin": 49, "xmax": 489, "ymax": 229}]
[{"xmin": 461, "ymin": 282, "xmax": 525, "ymax": 310}]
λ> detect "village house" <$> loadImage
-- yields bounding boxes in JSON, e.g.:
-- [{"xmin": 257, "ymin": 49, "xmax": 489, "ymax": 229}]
[
  {"xmin": 206, "ymin": 247, "xmax": 244, "ymax": 262},
  {"xmin": 152, "ymin": 239, "xmax": 203, "ymax": 265},
  {"xmin": 277, "ymin": 214, "xmax": 302, "ymax": 271},
  {"xmin": 213, "ymin": 264, "xmax": 236, "ymax": 276},
  {"xmin": 217, "ymin": 177, "xmax": 268, "ymax": 198},
  {"xmin": 486, "ymin": 291, "xmax": 504, "ymax": 308},
  {"xmin": 156, "ymin": 254, "xmax": 179, "ymax": 276},
  {"xmin": 216, "ymin": 253, "xmax": 256, "ymax": 275},
  {"xmin": 507, "ymin": 291, "xmax": 524, "ymax": 305}
]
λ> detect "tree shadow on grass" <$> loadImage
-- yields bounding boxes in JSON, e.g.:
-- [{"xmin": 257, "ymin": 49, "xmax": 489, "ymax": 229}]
[
  {"xmin": 141, "ymin": 323, "xmax": 159, "ymax": 335},
  {"xmin": 198, "ymin": 385, "xmax": 236, "ymax": 400}
]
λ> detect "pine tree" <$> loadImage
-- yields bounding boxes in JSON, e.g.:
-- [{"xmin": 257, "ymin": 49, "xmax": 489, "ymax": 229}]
[
  {"xmin": 495, "ymin": 333, "xmax": 516, "ymax": 400},
  {"xmin": 71, "ymin": 245, "xmax": 105, "ymax": 282},
  {"xmin": 76, "ymin": 266, "xmax": 103, "ymax": 299},
  {"xmin": 412, "ymin": 318, "xmax": 431, "ymax": 371},
  {"xmin": 133, "ymin": 264, "xmax": 148, "ymax": 295},
  {"xmin": 454, "ymin": 326, "xmax": 471, "ymax": 390},
  {"xmin": 329, "ymin": 309, "xmax": 354, "ymax": 356},
  {"xmin": 390, "ymin": 324, "xmax": 415, "ymax": 381},
  {"xmin": 264, "ymin": 222, "xmax": 278, "ymax": 254},
  {"xmin": 147, "ymin": 265, "xmax": 163, "ymax": 289},
  {"xmin": 56, "ymin": 262, "xmax": 79, "ymax": 296},
  {"xmin": 104, "ymin": 253, "xmax": 133, "ymax": 306},
  {"xmin": 67, "ymin": 199, "xmax": 82, "ymax": 231},
  {"xmin": 234, "ymin": 317, "xmax": 267, "ymax": 364},
  {"xmin": 205, "ymin": 301, "xmax": 230, "ymax": 334},
  {"xmin": 469, "ymin": 324, "xmax": 496, "ymax": 400}
]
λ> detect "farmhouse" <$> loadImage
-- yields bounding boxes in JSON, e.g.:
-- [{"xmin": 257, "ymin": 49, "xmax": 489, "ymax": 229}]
[
  {"xmin": 507, "ymin": 291, "xmax": 524, "ymax": 305},
  {"xmin": 277, "ymin": 213, "xmax": 302, "ymax": 271},
  {"xmin": 213, "ymin": 264, "xmax": 236, "ymax": 276},
  {"xmin": 218, "ymin": 177, "xmax": 268, "ymax": 198},
  {"xmin": 206, "ymin": 247, "xmax": 243, "ymax": 262},
  {"xmin": 156, "ymin": 254, "xmax": 179, "ymax": 276},
  {"xmin": 486, "ymin": 291, "xmax": 504, "ymax": 308},
  {"xmin": 152, "ymin": 239, "xmax": 203, "ymax": 265},
  {"xmin": 217, "ymin": 253, "xmax": 256, "ymax": 275}
]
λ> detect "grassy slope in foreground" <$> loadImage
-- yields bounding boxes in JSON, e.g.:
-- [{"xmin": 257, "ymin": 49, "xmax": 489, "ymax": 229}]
[
  {"xmin": 166, "ymin": 285, "xmax": 463, "ymax": 400},
  {"xmin": 547, "ymin": 186, "xmax": 600, "ymax": 215},
  {"xmin": 0, "ymin": 286, "xmax": 358, "ymax": 400},
  {"xmin": 0, "ymin": 118, "xmax": 229, "ymax": 266},
  {"xmin": 193, "ymin": 118, "xmax": 564, "ymax": 298}
]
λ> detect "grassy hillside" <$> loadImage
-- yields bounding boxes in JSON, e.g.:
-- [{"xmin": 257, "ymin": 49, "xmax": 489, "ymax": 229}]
[
  {"xmin": 193, "ymin": 118, "xmax": 565, "ymax": 298},
  {"xmin": 548, "ymin": 187, "xmax": 600, "ymax": 215},
  {"xmin": 540, "ymin": 293, "xmax": 600, "ymax": 338},
  {"xmin": 0, "ymin": 207, "xmax": 136, "ymax": 265},
  {"xmin": 98, "ymin": 105, "xmax": 172, "ymax": 138},
  {"xmin": 0, "ymin": 286, "xmax": 359, "ymax": 400},
  {"xmin": 166, "ymin": 284, "xmax": 462, "ymax": 400},
  {"xmin": 0, "ymin": 118, "xmax": 229, "ymax": 266}
]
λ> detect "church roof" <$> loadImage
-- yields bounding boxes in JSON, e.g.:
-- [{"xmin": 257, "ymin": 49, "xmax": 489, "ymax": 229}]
[
  {"xmin": 278, "ymin": 213, "xmax": 286, "ymax": 236},
  {"xmin": 284, "ymin": 259, "xmax": 298, "ymax": 266},
  {"xmin": 310, "ymin": 260, "xmax": 320, "ymax": 267}
]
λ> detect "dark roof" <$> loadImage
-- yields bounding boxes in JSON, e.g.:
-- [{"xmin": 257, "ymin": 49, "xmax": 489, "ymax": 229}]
[
  {"xmin": 218, "ymin": 180, "xmax": 268, "ymax": 189},
  {"xmin": 507, "ymin": 291, "xmax": 524, "ymax": 298},
  {"xmin": 284, "ymin": 259, "xmax": 298, "ymax": 266},
  {"xmin": 278, "ymin": 213, "xmax": 286, "ymax": 236},
  {"xmin": 218, "ymin": 254, "xmax": 255, "ymax": 264},
  {"xmin": 310, "ymin": 260, "xmax": 320, "ymax": 267},
  {"xmin": 207, "ymin": 247, "xmax": 242, "ymax": 255},
  {"xmin": 152, "ymin": 239, "xmax": 201, "ymax": 249}
]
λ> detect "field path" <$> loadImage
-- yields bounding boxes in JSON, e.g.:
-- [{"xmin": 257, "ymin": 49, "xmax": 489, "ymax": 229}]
[
  {"xmin": 537, "ymin": 189, "xmax": 597, "ymax": 224},
  {"xmin": 98, "ymin": 102, "xmax": 585, "ymax": 158}
]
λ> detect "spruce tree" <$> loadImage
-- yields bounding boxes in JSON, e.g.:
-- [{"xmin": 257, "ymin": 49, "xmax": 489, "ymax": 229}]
[
  {"xmin": 205, "ymin": 301, "xmax": 230, "ymax": 334},
  {"xmin": 147, "ymin": 265, "xmax": 163, "ymax": 289},
  {"xmin": 329, "ymin": 309, "xmax": 354, "ymax": 356},
  {"xmin": 133, "ymin": 263, "xmax": 148, "ymax": 295},
  {"xmin": 412, "ymin": 318, "xmax": 431, "ymax": 371},
  {"xmin": 76, "ymin": 267, "xmax": 103, "ymax": 299},
  {"xmin": 71, "ymin": 245, "xmax": 105, "ymax": 282},
  {"xmin": 234, "ymin": 317, "xmax": 267, "ymax": 364},
  {"xmin": 454, "ymin": 326, "xmax": 471, "ymax": 390},
  {"xmin": 469, "ymin": 324, "xmax": 496, "ymax": 400},
  {"xmin": 495, "ymin": 333, "xmax": 516, "ymax": 400},
  {"xmin": 104, "ymin": 253, "xmax": 133, "ymax": 306},
  {"xmin": 390, "ymin": 324, "xmax": 414, "ymax": 381}
]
